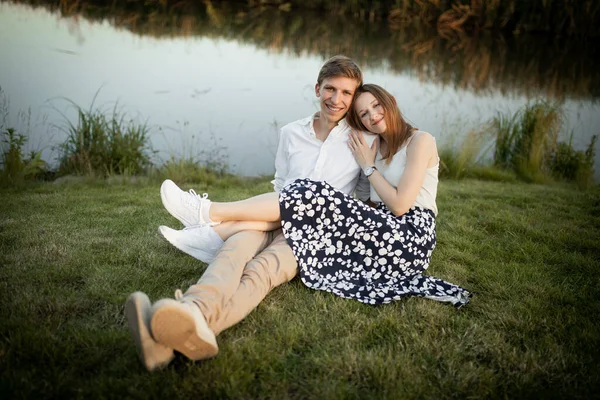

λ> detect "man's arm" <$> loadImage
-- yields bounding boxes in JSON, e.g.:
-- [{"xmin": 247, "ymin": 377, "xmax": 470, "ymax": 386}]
[{"xmin": 271, "ymin": 129, "xmax": 289, "ymax": 193}]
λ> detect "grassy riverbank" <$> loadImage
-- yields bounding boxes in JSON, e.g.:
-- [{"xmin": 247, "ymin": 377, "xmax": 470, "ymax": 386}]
[{"xmin": 1, "ymin": 178, "xmax": 599, "ymax": 399}]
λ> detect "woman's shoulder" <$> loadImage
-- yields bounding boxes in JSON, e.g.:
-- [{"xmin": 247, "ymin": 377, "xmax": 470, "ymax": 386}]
[{"xmin": 407, "ymin": 131, "xmax": 435, "ymax": 148}]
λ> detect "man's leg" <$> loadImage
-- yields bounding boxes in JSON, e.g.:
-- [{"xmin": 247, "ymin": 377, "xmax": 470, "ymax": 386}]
[
  {"xmin": 183, "ymin": 229, "xmax": 274, "ymax": 326},
  {"xmin": 150, "ymin": 229, "xmax": 274, "ymax": 360},
  {"xmin": 202, "ymin": 231, "xmax": 297, "ymax": 335}
]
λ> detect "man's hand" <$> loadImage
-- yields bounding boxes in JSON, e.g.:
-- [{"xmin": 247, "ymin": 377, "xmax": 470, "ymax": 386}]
[{"xmin": 348, "ymin": 130, "xmax": 378, "ymax": 169}]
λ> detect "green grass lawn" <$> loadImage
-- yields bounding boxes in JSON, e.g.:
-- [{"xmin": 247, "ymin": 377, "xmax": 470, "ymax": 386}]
[{"xmin": 1, "ymin": 178, "xmax": 599, "ymax": 399}]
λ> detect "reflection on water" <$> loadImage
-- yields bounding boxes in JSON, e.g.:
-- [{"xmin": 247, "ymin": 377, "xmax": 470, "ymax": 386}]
[{"xmin": 1, "ymin": 1, "xmax": 598, "ymax": 177}]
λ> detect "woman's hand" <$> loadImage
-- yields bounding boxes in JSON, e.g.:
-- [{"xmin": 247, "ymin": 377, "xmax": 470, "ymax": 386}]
[{"xmin": 348, "ymin": 130, "xmax": 378, "ymax": 169}]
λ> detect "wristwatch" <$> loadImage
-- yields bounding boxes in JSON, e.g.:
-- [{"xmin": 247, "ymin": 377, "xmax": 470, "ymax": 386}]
[{"xmin": 364, "ymin": 165, "xmax": 377, "ymax": 177}]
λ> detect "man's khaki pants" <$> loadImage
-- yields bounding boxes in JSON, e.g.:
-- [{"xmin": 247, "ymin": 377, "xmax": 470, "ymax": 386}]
[{"xmin": 183, "ymin": 229, "xmax": 297, "ymax": 335}]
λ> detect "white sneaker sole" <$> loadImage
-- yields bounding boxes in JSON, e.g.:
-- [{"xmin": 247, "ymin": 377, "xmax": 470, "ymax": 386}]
[
  {"xmin": 150, "ymin": 299, "xmax": 218, "ymax": 361},
  {"xmin": 125, "ymin": 292, "xmax": 175, "ymax": 371},
  {"xmin": 158, "ymin": 225, "xmax": 216, "ymax": 263}
]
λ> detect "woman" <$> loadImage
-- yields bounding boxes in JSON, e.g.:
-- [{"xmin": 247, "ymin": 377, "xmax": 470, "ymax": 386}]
[{"xmin": 182, "ymin": 84, "xmax": 470, "ymax": 308}]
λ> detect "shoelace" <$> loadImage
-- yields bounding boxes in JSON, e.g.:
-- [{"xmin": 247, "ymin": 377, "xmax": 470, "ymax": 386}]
[
  {"xmin": 182, "ymin": 189, "xmax": 209, "ymax": 210},
  {"xmin": 174, "ymin": 289, "xmax": 183, "ymax": 300}
]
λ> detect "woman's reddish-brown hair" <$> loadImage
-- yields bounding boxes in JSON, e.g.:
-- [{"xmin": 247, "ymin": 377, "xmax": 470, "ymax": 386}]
[{"xmin": 347, "ymin": 84, "xmax": 416, "ymax": 164}]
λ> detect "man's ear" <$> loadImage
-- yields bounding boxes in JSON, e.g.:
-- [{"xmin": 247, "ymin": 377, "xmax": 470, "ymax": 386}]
[{"xmin": 315, "ymin": 83, "xmax": 320, "ymax": 97}]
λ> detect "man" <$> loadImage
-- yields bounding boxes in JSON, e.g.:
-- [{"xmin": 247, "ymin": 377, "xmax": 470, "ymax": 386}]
[{"xmin": 125, "ymin": 55, "xmax": 374, "ymax": 371}]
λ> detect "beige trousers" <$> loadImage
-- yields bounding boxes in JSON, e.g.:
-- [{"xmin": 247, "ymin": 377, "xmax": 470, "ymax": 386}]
[{"xmin": 182, "ymin": 229, "xmax": 297, "ymax": 335}]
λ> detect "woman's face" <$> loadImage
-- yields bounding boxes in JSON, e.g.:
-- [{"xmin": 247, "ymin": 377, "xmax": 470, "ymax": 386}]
[{"xmin": 354, "ymin": 92, "xmax": 386, "ymax": 134}]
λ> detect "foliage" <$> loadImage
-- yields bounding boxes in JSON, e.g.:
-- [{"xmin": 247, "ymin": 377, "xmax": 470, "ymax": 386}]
[
  {"xmin": 57, "ymin": 95, "xmax": 153, "ymax": 177},
  {"xmin": 0, "ymin": 179, "xmax": 599, "ymax": 398}
]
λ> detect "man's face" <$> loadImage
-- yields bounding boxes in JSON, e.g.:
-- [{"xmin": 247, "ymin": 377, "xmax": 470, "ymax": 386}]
[{"xmin": 315, "ymin": 76, "xmax": 359, "ymax": 124}]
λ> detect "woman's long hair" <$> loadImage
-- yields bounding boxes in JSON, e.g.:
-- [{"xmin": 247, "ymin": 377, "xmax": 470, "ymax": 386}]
[{"xmin": 347, "ymin": 84, "xmax": 416, "ymax": 164}]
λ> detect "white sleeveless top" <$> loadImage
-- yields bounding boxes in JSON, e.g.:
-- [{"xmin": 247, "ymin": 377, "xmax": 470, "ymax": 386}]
[{"xmin": 369, "ymin": 131, "xmax": 439, "ymax": 216}]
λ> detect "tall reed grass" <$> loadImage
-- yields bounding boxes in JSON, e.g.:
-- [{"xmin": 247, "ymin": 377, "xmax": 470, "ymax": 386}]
[
  {"xmin": 0, "ymin": 90, "xmax": 47, "ymax": 185},
  {"xmin": 0, "ymin": 128, "xmax": 47, "ymax": 185},
  {"xmin": 438, "ymin": 101, "xmax": 597, "ymax": 188},
  {"xmin": 550, "ymin": 135, "xmax": 597, "ymax": 189},
  {"xmin": 439, "ymin": 127, "xmax": 492, "ymax": 180},
  {"xmin": 493, "ymin": 102, "xmax": 561, "ymax": 183},
  {"xmin": 56, "ymin": 96, "xmax": 153, "ymax": 177}
]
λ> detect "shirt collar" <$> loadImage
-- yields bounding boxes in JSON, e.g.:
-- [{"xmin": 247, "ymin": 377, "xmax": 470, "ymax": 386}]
[{"xmin": 305, "ymin": 113, "xmax": 349, "ymax": 138}]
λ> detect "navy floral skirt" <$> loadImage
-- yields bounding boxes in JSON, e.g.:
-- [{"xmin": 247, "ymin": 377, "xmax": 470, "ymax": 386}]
[{"xmin": 279, "ymin": 179, "xmax": 471, "ymax": 308}]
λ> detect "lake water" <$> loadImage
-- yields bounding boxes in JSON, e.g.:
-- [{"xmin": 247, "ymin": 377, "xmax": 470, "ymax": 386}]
[{"xmin": 1, "ymin": 2, "xmax": 599, "ymax": 178}]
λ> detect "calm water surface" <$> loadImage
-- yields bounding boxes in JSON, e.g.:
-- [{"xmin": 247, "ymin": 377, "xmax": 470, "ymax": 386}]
[{"xmin": 1, "ymin": 2, "xmax": 598, "ymax": 177}]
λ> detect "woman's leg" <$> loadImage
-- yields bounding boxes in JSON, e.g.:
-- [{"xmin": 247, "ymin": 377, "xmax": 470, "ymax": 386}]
[
  {"xmin": 213, "ymin": 220, "xmax": 280, "ymax": 242},
  {"xmin": 209, "ymin": 192, "xmax": 281, "ymax": 223}
]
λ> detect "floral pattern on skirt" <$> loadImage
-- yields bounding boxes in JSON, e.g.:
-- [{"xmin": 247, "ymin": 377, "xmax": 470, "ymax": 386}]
[{"xmin": 279, "ymin": 179, "xmax": 471, "ymax": 308}]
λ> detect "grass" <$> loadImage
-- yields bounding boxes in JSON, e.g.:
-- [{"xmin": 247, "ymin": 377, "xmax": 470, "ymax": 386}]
[{"xmin": 1, "ymin": 178, "xmax": 599, "ymax": 398}]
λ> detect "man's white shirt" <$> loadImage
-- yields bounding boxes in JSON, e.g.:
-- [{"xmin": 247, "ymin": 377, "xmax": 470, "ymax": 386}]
[{"xmin": 272, "ymin": 113, "xmax": 375, "ymax": 200}]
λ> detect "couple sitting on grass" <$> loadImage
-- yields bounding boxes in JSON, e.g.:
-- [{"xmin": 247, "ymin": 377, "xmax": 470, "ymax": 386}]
[{"xmin": 125, "ymin": 55, "xmax": 471, "ymax": 371}]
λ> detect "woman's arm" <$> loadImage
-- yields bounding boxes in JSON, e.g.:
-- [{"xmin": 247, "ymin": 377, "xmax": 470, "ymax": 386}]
[{"xmin": 349, "ymin": 131, "xmax": 435, "ymax": 216}]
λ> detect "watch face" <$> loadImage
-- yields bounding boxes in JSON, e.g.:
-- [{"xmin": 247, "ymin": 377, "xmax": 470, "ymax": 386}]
[{"xmin": 365, "ymin": 167, "xmax": 374, "ymax": 176}]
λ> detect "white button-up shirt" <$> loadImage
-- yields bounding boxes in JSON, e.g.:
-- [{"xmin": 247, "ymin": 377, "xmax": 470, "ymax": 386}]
[{"xmin": 271, "ymin": 113, "xmax": 373, "ymax": 200}]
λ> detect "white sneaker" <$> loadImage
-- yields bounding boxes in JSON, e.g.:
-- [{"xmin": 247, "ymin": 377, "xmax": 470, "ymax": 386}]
[
  {"xmin": 158, "ymin": 225, "xmax": 223, "ymax": 263},
  {"xmin": 124, "ymin": 292, "xmax": 175, "ymax": 371},
  {"xmin": 150, "ymin": 291, "xmax": 219, "ymax": 361},
  {"xmin": 160, "ymin": 179, "xmax": 217, "ymax": 227}
]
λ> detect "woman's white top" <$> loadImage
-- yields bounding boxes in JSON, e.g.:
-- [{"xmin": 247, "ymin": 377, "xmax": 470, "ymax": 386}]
[{"xmin": 369, "ymin": 131, "xmax": 439, "ymax": 216}]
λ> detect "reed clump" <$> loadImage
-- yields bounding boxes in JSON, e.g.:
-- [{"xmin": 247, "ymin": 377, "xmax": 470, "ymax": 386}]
[
  {"xmin": 493, "ymin": 102, "xmax": 561, "ymax": 183},
  {"xmin": 439, "ymin": 127, "xmax": 493, "ymax": 180},
  {"xmin": 549, "ymin": 135, "xmax": 597, "ymax": 189},
  {"xmin": 0, "ymin": 91, "xmax": 47, "ymax": 185},
  {"xmin": 438, "ymin": 101, "xmax": 597, "ymax": 188},
  {"xmin": 57, "ymin": 99, "xmax": 153, "ymax": 177},
  {"xmin": 0, "ymin": 128, "xmax": 47, "ymax": 185},
  {"xmin": 491, "ymin": 101, "xmax": 596, "ymax": 187}
]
